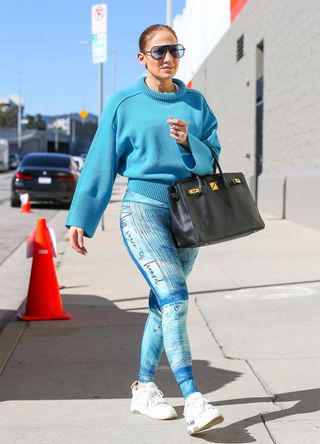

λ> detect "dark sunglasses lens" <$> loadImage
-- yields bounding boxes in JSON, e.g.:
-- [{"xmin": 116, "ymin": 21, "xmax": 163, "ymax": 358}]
[
  {"xmin": 150, "ymin": 45, "xmax": 185, "ymax": 59},
  {"xmin": 169, "ymin": 45, "xmax": 185, "ymax": 58},
  {"xmin": 151, "ymin": 46, "xmax": 167, "ymax": 59}
]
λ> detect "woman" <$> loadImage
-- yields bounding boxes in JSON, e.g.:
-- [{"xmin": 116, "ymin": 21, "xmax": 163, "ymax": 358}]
[{"xmin": 66, "ymin": 24, "xmax": 224, "ymax": 435}]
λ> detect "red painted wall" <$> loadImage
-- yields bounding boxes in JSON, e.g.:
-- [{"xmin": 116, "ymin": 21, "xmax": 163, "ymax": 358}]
[{"xmin": 230, "ymin": 0, "xmax": 248, "ymax": 22}]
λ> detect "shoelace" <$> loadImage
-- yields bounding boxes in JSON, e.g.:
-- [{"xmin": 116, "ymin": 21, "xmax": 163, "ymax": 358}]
[{"xmin": 148, "ymin": 388, "xmax": 167, "ymax": 406}]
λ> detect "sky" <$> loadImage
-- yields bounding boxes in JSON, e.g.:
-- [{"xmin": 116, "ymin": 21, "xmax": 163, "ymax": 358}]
[{"xmin": 0, "ymin": 0, "xmax": 186, "ymax": 117}]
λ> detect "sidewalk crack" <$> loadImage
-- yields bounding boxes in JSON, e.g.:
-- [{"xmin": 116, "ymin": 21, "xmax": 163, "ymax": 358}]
[
  {"xmin": 195, "ymin": 295, "xmax": 284, "ymax": 444},
  {"xmin": 0, "ymin": 322, "xmax": 28, "ymax": 378},
  {"xmin": 259, "ymin": 412, "xmax": 279, "ymax": 444},
  {"xmin": 195, "ymin": 295, "xmax": 237, "ymax": 360}
]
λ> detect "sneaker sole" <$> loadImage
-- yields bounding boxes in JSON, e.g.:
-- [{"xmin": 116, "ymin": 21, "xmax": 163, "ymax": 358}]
[
  {"xmin": 130, "ymin": 405, "xmax": 178, "ymax": 420},
  {"xmin": 188, "ymin": 412, "xmax": 224, "ymax": 435}
]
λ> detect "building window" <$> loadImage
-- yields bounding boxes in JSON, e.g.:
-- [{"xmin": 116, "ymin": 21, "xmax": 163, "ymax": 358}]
[{"xmin": 237, "ymin": 34, "xmax": 244, "ymax": 61}]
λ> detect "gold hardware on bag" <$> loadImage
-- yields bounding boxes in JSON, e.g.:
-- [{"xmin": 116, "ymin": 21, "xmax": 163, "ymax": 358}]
[
  {"xmin": 209, "ymin": 181, "xmax": 219, "ymax": 191},
  {"xmin": 187, "ymin": 187, "xmax": 200, "ymax": 195},
  {"xmin": 232, "ymin": 178, "xmax": 242, "ymax": 184}
]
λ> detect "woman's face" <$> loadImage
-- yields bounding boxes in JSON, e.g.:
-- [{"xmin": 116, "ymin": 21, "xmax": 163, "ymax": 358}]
[{"xmin": 138, "ymin": 30, "xmax": 180, "ymax": 80}]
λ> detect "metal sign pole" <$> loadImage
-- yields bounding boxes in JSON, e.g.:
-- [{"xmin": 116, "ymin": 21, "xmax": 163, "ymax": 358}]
[
  {"xmin": 99, "ymin": 62, "xmax": 105, "ymax": 231},
  {"xmin": 166, "ymin": 0, "xmax": 172, "ymax": 27},
  {"xmin": 91, "ymin": 3, "xmax": 107, "ymax": 231}
]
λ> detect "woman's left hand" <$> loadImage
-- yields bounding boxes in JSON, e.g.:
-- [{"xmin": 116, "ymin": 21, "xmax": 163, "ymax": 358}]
[{"xmin": 167, "ymin": 117, "xmax": 189, "ymax": 149}]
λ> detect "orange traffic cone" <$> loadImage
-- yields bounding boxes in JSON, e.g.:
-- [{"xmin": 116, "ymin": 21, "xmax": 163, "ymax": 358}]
[
  {"xmin": 20, "ymin": 193, "xmax": 32, "ymax": 213},
  {"xmin": 18, "ymin": 218, "xmax": 72, "ymax": 321}
]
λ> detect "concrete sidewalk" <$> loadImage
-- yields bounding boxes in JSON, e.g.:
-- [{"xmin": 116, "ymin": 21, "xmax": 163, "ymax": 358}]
[{"xmin": 0, "ymin": 178, "xmax": 319, "ymax": 443}]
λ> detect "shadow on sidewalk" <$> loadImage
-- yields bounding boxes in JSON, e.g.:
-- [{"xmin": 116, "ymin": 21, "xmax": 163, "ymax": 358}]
[
  {"xmin": 198, "ymin": 388, "xmax": 320, "ymax": 443},
  {"xmin": 0, "ymin": 309, "xmax": 17, "ymax": 335},
  {"xmin": 1, "ymin": 294, "xmax": 317, "ymax": 443},
  {"xmin": 0, "ymin": 293, "xmax": 240, "ymax": 404}
]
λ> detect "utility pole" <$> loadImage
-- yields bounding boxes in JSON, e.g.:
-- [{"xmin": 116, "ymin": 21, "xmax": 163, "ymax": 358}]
[
  {"xmin": 17, "ymin": 74, "xmax": 22, "ymax": 149},
  {"xmin": 0, "ymin": 65, "xmax": 22, "ymax": 149},
  {"xmin": 54, "ymin": 123, "xmax": 59, "ymax": 152},
  {"xmin": 166, "ymin": 0, "xmax": 172, "ymax": 27}
]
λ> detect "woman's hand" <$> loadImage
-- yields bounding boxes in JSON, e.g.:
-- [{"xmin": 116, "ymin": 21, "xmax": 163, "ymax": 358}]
[
  {"xmin": 167, "ymin": 117, "xmax": 189, "ymax": 149},
  {"xmin": 69, "ymin": 226, "xmax": 88, "ymax": 255}
]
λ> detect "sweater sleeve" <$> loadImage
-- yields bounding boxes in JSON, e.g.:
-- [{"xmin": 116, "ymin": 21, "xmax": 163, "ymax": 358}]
[
  {"xmin": 178, "ymin": 96, "xmax": 222, "ymax": 175},
  {"xmin": 65, "ymin": 99, "xmax": 119, "ymax": 238}
]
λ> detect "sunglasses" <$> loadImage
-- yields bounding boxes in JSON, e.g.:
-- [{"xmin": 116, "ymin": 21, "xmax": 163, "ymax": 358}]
[{"xmin": 142, "ymin": 44, "xmax": 186, "ymax": 60}]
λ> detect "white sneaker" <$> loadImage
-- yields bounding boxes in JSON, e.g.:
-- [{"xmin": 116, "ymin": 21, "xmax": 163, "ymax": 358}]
[
  {"xmin": 130, "ymin": 380, "xmax": 177, "ymax": 420},
  {"xmin": 184, "ymin": 391, "xmax": 224, "ymax": 435}
]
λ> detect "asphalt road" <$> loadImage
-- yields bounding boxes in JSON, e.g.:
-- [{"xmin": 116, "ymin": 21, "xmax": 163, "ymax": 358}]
[
  {"xmin": 0, "ymin": 170, "xmax": 65, "ymax": 265},
  {"xmin": 0, "ymin": 170, "xmax": 12, "ymax": 205}
]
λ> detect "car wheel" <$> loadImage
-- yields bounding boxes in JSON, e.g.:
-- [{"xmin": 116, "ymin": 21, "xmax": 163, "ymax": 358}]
[
  {"xmin": 11, "ymin": 198, "xmax": 20, "ymax": 207},
  {"xmin": 62, "ymin": 201, "xmax": 71, "ymax": 209}
]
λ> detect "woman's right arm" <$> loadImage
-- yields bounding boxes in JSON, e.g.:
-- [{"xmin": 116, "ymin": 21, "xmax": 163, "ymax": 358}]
[{"xmin": 69, "ymin": 226, "xmax": 87, "ymax": 255}]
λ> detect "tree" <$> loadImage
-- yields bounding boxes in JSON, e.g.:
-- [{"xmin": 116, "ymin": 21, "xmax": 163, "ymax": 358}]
[
  {"xmin": 0, "ymin": 106, "xmax": 46, "ymax": 130},
  {"xmin": 0, "ymin": 106, "xmax": 18, "ymax": 128},
  {"xmin": 25, "ymin": 113, "xmax": 46, "ymax": 130}
]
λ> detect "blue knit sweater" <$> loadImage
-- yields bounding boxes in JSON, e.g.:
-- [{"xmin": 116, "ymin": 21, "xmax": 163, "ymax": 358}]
[{"xmin": 65, "ymin": 76, "xmax": 222, "ymax": 237}]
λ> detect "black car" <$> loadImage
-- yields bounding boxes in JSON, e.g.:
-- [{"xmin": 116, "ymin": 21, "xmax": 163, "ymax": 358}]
[{"xmin": 11, "ymin": 152, "xmax": 79, "ymax": 207}]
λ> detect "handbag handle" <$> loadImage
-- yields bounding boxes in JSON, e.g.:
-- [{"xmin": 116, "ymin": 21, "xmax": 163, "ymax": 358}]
[
  {"xmin": 192, "ymin": 146, "xmax": 227, "ymax": 194},
  {"xmin": 208, "ymin": 146, "xmax": 225, "ymax": 179}
]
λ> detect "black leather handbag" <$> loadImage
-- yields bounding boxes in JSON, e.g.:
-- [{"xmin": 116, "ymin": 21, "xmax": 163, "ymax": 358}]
[{"xmin": 167, "ymin": 147, "xmax": 265, "ymax": 248}]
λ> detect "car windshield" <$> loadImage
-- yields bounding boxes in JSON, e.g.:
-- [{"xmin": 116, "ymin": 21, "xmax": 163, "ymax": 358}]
[{"xmin": 21, "ymin": 155, "xmax": 70, "ymax": 168}]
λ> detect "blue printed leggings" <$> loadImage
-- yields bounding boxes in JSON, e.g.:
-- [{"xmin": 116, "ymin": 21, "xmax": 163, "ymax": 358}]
[{"xmin": 119, "ymin": 190, "xmax": 199, "ymax": 398}]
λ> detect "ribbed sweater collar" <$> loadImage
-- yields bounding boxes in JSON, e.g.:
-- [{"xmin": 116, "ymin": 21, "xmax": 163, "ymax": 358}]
[{"xmin": 137, "ymin": 76, "xmax": 186, "ymax": 102}]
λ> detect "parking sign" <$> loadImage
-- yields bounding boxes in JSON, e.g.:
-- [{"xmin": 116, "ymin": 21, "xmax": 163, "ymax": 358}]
[{"xmin": 91, "ymin": 4, "xmax": 107, "ymax": 64}]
